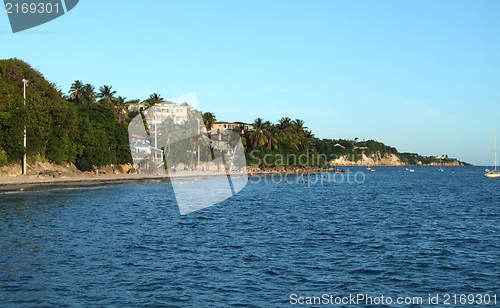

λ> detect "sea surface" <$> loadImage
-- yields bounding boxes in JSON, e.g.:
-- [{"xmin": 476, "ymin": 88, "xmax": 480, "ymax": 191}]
[{"xmin": 1, "ymin": 167, "xmax": 499, "ymax": 307}]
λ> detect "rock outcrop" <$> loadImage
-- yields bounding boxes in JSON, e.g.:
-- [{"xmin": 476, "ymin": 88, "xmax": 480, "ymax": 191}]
[
  {"xmin": 0, "ymin": 162, "xmax": 136, "ymax": 177},
  {"xmin": 329, "ymin": 152, "xmax": 466, "ymax": 166}
]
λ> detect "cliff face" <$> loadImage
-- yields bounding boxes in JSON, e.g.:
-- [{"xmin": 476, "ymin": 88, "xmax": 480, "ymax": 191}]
[
  {"xmin": 329, "ymin": 153, "xmax": 403, "ymax": 166},
  {"xmin": 329, "ymin": 152, "xmax": 466, "ymax": 166}
]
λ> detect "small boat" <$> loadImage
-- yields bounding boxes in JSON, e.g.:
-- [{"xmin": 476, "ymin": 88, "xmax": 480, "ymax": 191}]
[
  {"xmin": 485, "ymin": 128, "xmax": 500, "ymax": 178},
  {"xmin": 409, "ymin": 169, "xmax": 415, "ymax": 172},
  {"xmin": 366, "ymin": 167, "xmax": 372, "ymax": 171},
  {"xmin": 438, "ymin": 156, "xmax": 444, "ymax": 172}
]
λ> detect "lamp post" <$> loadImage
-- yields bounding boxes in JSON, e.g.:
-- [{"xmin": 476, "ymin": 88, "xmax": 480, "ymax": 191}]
[
  {"xmin": 197, "ymin": 118, "xmax": 200, "ymax": 170},
  {"xmin": 22, "ymin": 79, "xmax": 28, "ymax": 175}
]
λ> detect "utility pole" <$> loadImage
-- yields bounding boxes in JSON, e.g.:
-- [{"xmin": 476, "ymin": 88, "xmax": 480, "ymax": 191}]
[
  {"xmin": 154, "ymin": 108, "xmax": 157, "ymax": 161},
  {"xmin": 22, "ymin": 79, "xmax": 28, "ymax": 175},
  {"xmin": 197, "ymin": 118, "xmax": 200, "ymax": 169}
]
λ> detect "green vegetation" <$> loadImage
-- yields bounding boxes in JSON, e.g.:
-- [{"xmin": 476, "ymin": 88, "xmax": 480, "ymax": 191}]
[
  {"xmin": 398, "ymin": 153, "xmax": 470, "ymax": 166},
  {"xmin": 0, "ymin": 58, "xmax": 470, "ymax": 170},
  {"xmin": 0, "ymin": 58, "xmax": 132, "ymax": 169},
  {"xmin": 315, "ymin": 138, "xmax": 398, "ymax": 162},
  {"xmin": 238, "ymin": 117, "xmax": 325, "ymax": 167}
]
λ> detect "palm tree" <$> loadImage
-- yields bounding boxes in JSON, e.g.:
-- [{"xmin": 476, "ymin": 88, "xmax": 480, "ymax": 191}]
[
  {"xmin": 114, "ymin": 96, "xmax": 129, "ymax": 123},
  {"xmin": 276, "ymin": 117, "xmax": 294, "ymax": 141},
  {"xmin": 293, "ymin": 119, "xmax": 307, "ymax": 133},
  {"xmin": 202, "ymin": 112, "xmax": 217, "ymax": 133},
  {"xmin": 249, "ymin": 118, "xmax": 268, "ymax": 148},
  {"xmin": 81, "ymin": 83, "xmax": 96, "ymax": 107},
  {"xmin": 265, "ymin": 123, "xmax": 280, "ymax": 150},
  {"xmin": 97, "ymin": 85, "xmax": 117, "ymax": 107},
  {"xmin": 145, "ymin": 93, "xmax": 163, "ymax": 109},
  {"xmin": 277, "ymin": 117, "xmax": 292, "ymax": 131},
  {"xmin": 68, "ymin": 80, "xmax": 84, "ymax": 103}
]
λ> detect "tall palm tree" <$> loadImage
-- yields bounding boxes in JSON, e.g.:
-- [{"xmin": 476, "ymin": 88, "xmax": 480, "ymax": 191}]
[
  {"xmin": 276, "ymin": 117, "xmax": 295, "ymax": 142},
  {"xmin": 68, "ymin": 80, "xmax": 84, "ymax": 103},
  {"xmin": 81, "ymin": 83, "xmax": 96, "ymax": 107},
  {"xmin": 114, "ymin": 96, "xmax": 129, "ymax": 123},
  {"xmin": 265, "ymin": 123, "xmax": 280, "ymax": 150},
  {"xmin": 97, "ymin": 85, "xmax": 117, "ymax": 107},
  {"xmin": 202, "ymin": 112, "xmax": 217, "ymax": 133},
  {"xmin": 249, "ymin": 118, "xmax": 268, "ymax": 148},
  {"xmin": 293, "ymin": 119, "xmax": 307, "ymax": 133},
  {"xmin": 277, "ymin": 117, "xmax": 292, "ymax": 131},
  {"xmin": 145, "ymin": 93, "xmax": 163, "ymax": 109}
]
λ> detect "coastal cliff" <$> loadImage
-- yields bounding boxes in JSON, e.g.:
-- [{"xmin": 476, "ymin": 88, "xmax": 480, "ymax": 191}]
[{"xmin": 329, "ymin": 152, "xmax": 469, "ymax": 167}]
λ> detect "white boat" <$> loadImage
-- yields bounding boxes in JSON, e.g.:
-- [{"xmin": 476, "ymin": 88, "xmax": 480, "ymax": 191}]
[
  {"xmin": 438, "ymin": 156, "xmax": 444, "ymax": 172},
  {"xmin": 485, "ymin": 128, "xmax": 500, "ymax": 178}
]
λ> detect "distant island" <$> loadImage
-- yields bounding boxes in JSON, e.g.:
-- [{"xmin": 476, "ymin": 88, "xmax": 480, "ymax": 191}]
[{"xmin": 0, "ymin": 58, "xmax": 470, "ymax": 177}]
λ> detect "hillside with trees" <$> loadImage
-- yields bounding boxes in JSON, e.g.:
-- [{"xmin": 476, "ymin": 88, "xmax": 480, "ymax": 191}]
[
  {"xmin": 0, "ymin": 58, "xmax": 470, "ymax": 172},
  {"xmin": 0, "ymin": 58, "xmax": 132, "ymax": 170},
  {"xmin": 230, "ymin": 117, "xmax": 325, "ymax": 167}
]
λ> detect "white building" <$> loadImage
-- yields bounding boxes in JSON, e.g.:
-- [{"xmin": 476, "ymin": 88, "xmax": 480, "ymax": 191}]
[{"xmin": 144, "ymin": 101, "xmax": 189, "ymax": 125}]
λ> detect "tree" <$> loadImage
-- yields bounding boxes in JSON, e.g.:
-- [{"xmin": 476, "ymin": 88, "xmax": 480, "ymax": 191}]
[
  {"xmin": 97, "ymin": 85, "xmax": 117, "ymax": 107},
  {"xmin": 114, "ymin": 96, "xmax": 129, "ymax": 123},
  {"xmin": 202, "ymin": 112, "xmax": 216, "ymax": 133},
  {"xmin": 249, "ymin": 118, "xmax": 268, "ymax": 148},
  {"xmin": 68, "ymin": 80, "xmax": 84, "ymax": 103},
  {"xmin": 145, "ymin": 93, "xmax": 163, "ymax": 109},
  {"xmin": 293, "ymin": 119, "xmax": 306, "ymax": 132},
  {"xmin": 265, "ymin": 123, "xmax": 280, "ymax": 150},
  {"xmin": 81, "ymin": 83, "xmax": 96, "ymax": 107}
]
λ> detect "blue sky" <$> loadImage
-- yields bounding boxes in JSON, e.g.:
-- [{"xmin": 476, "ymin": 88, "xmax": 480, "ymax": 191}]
[{"xmin": 1, "ymin": 1, "xmax": 500, "ymax": 165}]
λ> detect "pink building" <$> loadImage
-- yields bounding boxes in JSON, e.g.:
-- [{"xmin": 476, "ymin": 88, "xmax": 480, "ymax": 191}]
[{"xmin": 210, "ymin": 121, "xmax": 252, "ymax": 135}]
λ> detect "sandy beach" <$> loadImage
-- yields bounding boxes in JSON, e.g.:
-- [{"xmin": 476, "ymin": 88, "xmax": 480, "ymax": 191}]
[
  {"xmin": 0, "ymin": 170, "xmax": 251, "ymax": 192},
  {"xmin": 0, "ymin": 174, "xmax": 171, "ymax": 192}
]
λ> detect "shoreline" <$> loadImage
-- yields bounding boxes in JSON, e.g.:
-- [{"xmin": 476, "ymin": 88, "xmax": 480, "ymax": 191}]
[
  {"xmin": 0, "ymin": 171, "xmax": 246, "ymax": 192},
  {"xmin": 0, "ymin": 174, "xmax": 168, "ymax": 192},
  {"xmin": 0, "ymin": 165, "xmax": 479, "ymax": 193}
]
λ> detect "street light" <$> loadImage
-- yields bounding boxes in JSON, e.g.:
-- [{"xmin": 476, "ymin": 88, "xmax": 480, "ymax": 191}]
[
  {"xmin": 197, "ymin": 118, "xmax": 200, "ymax": 169},
  {"xmin": 22, "ymin": 79, "xmax": 28, "ymax": 175}
]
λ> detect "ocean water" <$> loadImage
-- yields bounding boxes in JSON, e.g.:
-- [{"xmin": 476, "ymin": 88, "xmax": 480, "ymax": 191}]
[{"xmin": 1, "ymin": 167, "xmax": 499, "ymax": 307}]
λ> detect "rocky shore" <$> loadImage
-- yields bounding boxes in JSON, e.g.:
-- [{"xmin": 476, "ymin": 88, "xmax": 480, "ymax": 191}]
[
  {"xmin": 248, "ymin": 165, "xmax": 348, "ymax": 174},
  {"xmin": 0, "ymin": 162, "xmax": 135, "ymax": 178}
]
